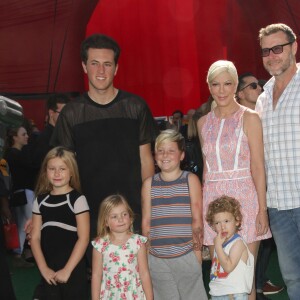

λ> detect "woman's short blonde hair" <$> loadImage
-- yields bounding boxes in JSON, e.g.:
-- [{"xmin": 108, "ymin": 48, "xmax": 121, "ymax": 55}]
[{"xmin": 207, "ymin": 60, "xmax": 238, "ymax": 85}]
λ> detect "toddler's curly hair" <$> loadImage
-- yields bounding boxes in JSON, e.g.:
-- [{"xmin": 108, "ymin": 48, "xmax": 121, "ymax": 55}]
[{"xmin": 206, "ymin": 195, "xmax": 243, "ymax": 231}]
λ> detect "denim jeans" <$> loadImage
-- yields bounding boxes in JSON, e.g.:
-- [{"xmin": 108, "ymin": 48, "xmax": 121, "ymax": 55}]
[
  {"xmin": 211, "ymin": 294, "xmax": 248, "ymax": 300},
  {"xmin": 268, "ymin": 207, "xmax": 300, "ymax": 300}
]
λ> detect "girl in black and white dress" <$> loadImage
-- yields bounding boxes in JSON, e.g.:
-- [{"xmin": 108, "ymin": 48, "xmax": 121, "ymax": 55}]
[{"xmin": 31, "ymin": 147, "xmax": 90, "ymax": 300}]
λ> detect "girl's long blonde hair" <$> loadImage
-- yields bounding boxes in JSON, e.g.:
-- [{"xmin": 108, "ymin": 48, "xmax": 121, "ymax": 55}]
[
  {"xmin": 96, "ymin": 194, "xmax": 134, "ymax": 238},
  {"xmin": 35, "ymin": 146, "xmax": 81, "ymax": 196}
]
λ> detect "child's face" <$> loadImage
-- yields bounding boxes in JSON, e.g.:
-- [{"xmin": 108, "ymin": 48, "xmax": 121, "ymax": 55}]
[
  {"xmin": 47, "ymin": 157, "xmax": 71, "ymax": 192},
  {"xmin": 155, "ymin": 141, "xmax": 184, "ymax": 173},
  {"xmin": 213, "ymin": 211, "xmax": 239, "ymax": 242},
  {"xmin": 106, "ymin": 204, "xmax": 131, "ymax": 234}
]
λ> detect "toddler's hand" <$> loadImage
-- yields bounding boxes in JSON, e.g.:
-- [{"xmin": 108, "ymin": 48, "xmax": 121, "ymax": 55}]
[{"xmin": 214, "ymin": 231, "xmax": 226, "ymax": 247}]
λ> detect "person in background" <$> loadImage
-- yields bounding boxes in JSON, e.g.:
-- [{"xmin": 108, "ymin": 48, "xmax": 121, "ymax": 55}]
[
  {"xmin": 170, "ymin": 110, "xmax": 188, "ymax": 138},
  {"xmin": 183, "ymin": 111, "xmax": 203, "ymax": 181},
  {"xmin": 236, "ymin": 72, "xmax": 262, "ymax": 110},
  {"xmin": 237, "ymin": 72, "xmax": 284, "ymax": 300},
  {"xmin": 198, "ymin": 60, "xmax": 271, "ymax": 300},
  {"xmin": 142, "ymin": 129, "xmax": 208, "ymax": 300},
  {"xmin": 32, "ymin": 93, "xmax": 70, "ymax": 172},
  {"xmin": 256, "ymin": 23, "xmax": 300, "ymax": 300},
  {"xmin": 4, "ymin": 126, "xmax": 35, "ymax": 268},
  {"xmin": 0, "ymin": 168, "xmax": 16, "ymax": 299},
  {"xmin": 206, "ymin": 196, "xmax": 254, "ymax": 300}
]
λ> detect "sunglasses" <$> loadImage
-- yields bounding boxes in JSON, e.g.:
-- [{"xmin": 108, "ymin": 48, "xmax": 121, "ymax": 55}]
[
  {"xmin": 240, "ymin": 82, "xmax": 258, "ymax": 91},
  {"xmin": 261, "ymin": 41, "xmax": 294, "ymax": 57}
]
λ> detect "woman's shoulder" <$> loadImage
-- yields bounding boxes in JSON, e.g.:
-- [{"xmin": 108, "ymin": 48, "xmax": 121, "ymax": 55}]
[{"xmin": 242, "ymin": 107, "xmax": 262, "ymax": 134}]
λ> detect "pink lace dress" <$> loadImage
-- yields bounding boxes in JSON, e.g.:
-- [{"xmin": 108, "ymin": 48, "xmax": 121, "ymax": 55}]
[{"xmin": 201, "ymin": 107, "xmax": 271, "ymax": 245}]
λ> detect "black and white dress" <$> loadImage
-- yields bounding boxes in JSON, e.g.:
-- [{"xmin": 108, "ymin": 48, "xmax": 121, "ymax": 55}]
[{"xmin": 32, "ymin": 189, "xmax": 89, "ymax": 299}]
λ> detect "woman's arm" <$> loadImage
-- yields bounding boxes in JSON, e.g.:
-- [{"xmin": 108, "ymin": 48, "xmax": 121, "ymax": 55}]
[
  {"xmin": 141, "ymin": 177, "xmax": 152, "ymax": 239},
  {"xmin": 31, "ymin": 214, "xmax": 57, "ymax": 285},
  {"xmin": 244, "ymin": 111, "xmax": 269, "ymax": 236},
  {"xmin": 54, "ymin": 211, "xmax": 90, "ymax": 283},
  {"xmin": 188, "ymin": 173, "xmax": 203, "ymax": 263},
  {"xmin": 137, "ymin": 243, "xmax": 153, "ymax": 300},
  {"xmin": 91, "ymin": 247, "xmax": 103, "ymax": 300}
]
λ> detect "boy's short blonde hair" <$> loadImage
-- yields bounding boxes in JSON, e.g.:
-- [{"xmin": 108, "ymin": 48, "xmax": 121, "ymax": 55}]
[{"xmin": 155, "ymin": 129, "xmax": 185, "ymax": 152}]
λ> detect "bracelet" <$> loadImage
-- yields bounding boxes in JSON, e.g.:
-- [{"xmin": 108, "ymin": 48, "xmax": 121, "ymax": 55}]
[{"xmin": 259, "ymin": 207, "xmax": 268, "ymax": 213}]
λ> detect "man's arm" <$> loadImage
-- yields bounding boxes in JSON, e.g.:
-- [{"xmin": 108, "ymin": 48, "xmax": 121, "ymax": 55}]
[{"xmin": 139, "ymin": 143, "xmax": 154, "ymax": 182}]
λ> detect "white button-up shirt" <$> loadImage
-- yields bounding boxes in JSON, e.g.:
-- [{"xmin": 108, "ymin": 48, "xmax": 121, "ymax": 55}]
[{"xmin": 256, "ymin": 67, "xmax": 300, "ymax": 210}]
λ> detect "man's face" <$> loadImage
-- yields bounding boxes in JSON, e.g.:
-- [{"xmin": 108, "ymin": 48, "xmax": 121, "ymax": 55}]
[
  {"xmin": 261, "ymin": 31, "xmax": 297, "ymax": 77},
  {"xmin": 82, "ymin": 48, "xmax": 118, "ymax": 93},
  {"xmin": 172, "ymin": 113, "xmax": 182, "ymax": 127},
  {"xmin": 238, "ymin": 76, "xmax": 261, "ymax": 108},
  {"xmin": 49, "ymin": 103, "xmax": 66, "ymax": 126}
]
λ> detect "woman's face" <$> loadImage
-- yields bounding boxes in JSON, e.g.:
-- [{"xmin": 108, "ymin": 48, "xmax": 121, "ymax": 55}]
[
  {"xmin": 209, "ymin": 71, "xmax": 237, "ymax": 108},
  {"xmin": 13, "ymin": 127, "xmax": 28, "ymax": 148}
]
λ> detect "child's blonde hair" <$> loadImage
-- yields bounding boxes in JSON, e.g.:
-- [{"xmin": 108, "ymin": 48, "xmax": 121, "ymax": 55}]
[
  {"xmin": 206, "ymin": 195, "xmax": 243, "ymax": 231},
  {"xmin": 155, "ymin": 129, "xmax": 185, "ymax": 152},
  {"xmin": 35, "ymin": 146, "xmax": 81, "ymax": 196},
  {"xmin": 96, "ymin": 194, "xmax": 135, "ymax": 238}
]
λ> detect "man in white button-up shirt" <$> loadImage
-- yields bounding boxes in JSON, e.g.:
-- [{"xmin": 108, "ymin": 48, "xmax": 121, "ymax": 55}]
[{"xmin": 256, "ymin": 23, "xmax": 300, "ymax": 300}]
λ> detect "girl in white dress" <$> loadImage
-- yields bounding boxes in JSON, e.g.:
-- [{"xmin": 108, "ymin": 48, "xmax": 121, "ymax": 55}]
[{"xmin": 91, "ymin": 194, "xmax": 153, "ymax": 300}]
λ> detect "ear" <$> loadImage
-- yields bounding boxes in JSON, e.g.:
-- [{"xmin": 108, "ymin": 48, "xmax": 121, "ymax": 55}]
[
  {"xmin": 82, "ymin": 62, "xmax": 88, "ymax": 74},
  {"xmin": 180, "ymin": 151, "xmax": 185, "ymax": 161},
  {"xmin": 292, "ymin": 41, "xmax": 298, "ymax": 56},
  {"xmin": 237, "ymin": 90, "xmax": 243, "ymax": 99},
  {"xmin": 114, "ymin": 64, "xmax": 119, "ymax": 76}
]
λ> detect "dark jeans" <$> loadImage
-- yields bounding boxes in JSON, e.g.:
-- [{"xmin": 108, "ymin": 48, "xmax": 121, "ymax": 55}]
[
  {"xmin": 0, "ymin": 223, "xmax": 16, "ymax": 300},
  {"xmin": 255, "ymin": 237, "xmax": 275, "ymax": 290}
]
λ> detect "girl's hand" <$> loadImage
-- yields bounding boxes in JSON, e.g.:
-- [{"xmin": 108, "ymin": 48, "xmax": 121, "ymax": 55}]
[
  {"xmin": 54, "ymin": 268, "xmax": 71, "ymax": 284},
  {"xmin": 41, "ymin": 267, "xmax": 57, "ymax": 285},
  {"xmin": 256, "ymin": 210, "xmax": 269, "ymax": 236}
]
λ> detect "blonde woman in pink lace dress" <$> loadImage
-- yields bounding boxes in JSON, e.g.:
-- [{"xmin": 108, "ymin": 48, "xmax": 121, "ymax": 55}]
[{"xmin": 198, "ymin": 60, "xmax": 271, "ymax": 300}]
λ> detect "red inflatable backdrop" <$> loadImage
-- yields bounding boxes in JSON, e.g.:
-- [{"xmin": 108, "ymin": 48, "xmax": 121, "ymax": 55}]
[{"xmin": 0, "ymin": 0, "xmax": 299, "ymax": 129}]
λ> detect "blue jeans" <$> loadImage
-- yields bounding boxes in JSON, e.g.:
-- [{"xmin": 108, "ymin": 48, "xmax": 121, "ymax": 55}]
[
  {"xmin": 211, "ymin": 294, "xmax": 248, "ymax": 300},
  {"xmin": 268, "ymin": 207, "xmax": 300, "ymax": 300}
]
